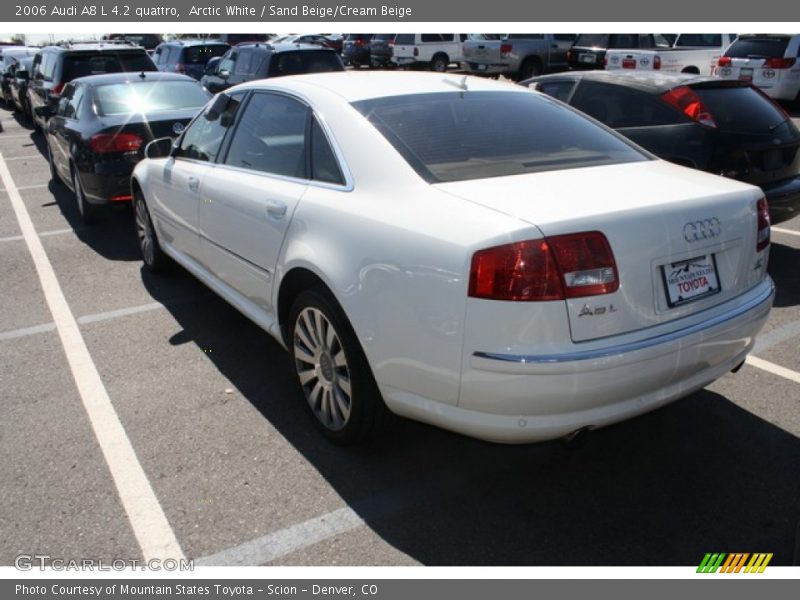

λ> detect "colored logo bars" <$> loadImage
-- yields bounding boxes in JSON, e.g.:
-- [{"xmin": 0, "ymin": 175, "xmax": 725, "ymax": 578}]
[{"xmin": 697, "ymin": 553, "xmax": 773, "ymax": 573}]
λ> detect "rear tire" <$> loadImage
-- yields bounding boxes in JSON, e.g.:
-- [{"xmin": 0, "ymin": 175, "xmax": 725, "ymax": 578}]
[
  {"xmin": 289, "ymin": 287, "xmax": 393, "ymax": 445},
  {"xmin": 133, "ymin": 189, "xmax": 170, "ymax": 273},
  {"xmin": 46, "ymin": 138, "xmax": 58, "ymax": 182},
  {"xmin": 516, "ymin": 58, "xmax": 543, "ymax": 81},
  {"xmin": 72, "ymin": 166, "xmax": 98, "ymax": 225},
  {"xmin": 430, "ymin": 53, "xmax": 449, "ymax": 72}
]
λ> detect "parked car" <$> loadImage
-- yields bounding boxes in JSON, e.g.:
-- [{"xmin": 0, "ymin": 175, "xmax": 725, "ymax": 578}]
[
  {"xmin": 714, "ymin": 34, "xmax": 800, "ymax": 102},
  {"xmin": 131, "ymin": 72, "xmax": 773, "ymax": 445},
  {"xmin": 368, "ymin": 34, "xmax": 396, "ymax": 68},
  {"xmin": 152, "ymin": 39, "xmax": 230, "ymax": 80},
  {"xmin": 8, "ymin": 56, "xmax": 34, "ymax": 119},
  {"xmin": 275, "ymin": 34, "xmax": 338, "ymax": 50},
  {"xmin": 37, "ymin": 71, "xmax": 210, "ymax": 224},
  {"xmin": 1, "ymin": 47, "xmax": 38, "ymax": 106},
  {"xmin": 605, "ymin": 34, "xmax": 737, "ymax": 75},
  {"xmin": 212, "ymin": 34, "xmax": 272, "ymax": 46},
  {"xmin": 526, "ymin": 70, "xmax": 800, "ymax": 223},
  {"xmin": 28, "ymin": 42, "xmax": 157, "ymax": 131},
  {"xmin": 342, "ymin": 34, "xmax": 373, "ymax": 67},
  {"xmin": 325, "ymin": 34, "xmax": 345, "ymax": 55},
  {"xmin": 461, "ymin": 34, "xmax": 576, "ymax": 80},
  {"xmin": 568, "ymin": 33, "xmax": 672, "ymax": 70},
  {"xmin": 392, "ymin": 33, "xmax": 470, "ymax": 71},
  {"xmin": 200, "ymin": 43, "xmax": 344, "ymax": 94}
]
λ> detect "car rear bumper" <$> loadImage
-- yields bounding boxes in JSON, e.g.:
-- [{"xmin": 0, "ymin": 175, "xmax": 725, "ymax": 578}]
[
  {"xmin": 461, "ymin": 62, "xmax": 509, "ymax": 75},
  {"xmin": 383, "ymin": 277, "xmax": 774, "ymax": 443},
  {"xmin": 761, "ymin": 174, "xmax": 800, "ymax": 224},
  {"xmin": 81, "ymin": 162, "xmax": 135, "ymax": 205}
]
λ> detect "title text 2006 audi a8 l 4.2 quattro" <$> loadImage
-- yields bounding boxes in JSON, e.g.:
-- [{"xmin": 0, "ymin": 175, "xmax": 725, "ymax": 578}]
[{"xmin": 131, "ymin": 72, "xmax": 774, "ymax": 445}]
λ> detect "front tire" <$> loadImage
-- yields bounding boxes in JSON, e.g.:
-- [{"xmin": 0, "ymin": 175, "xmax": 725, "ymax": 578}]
[
  {"xmin": 133, "ymin": 190, "xmax": 170, "ymax": 273},
  {"xmin": 430, "ymin": 53, "xmax": 449, "ymax": 72},
  {"xmin": 289, "ymin": 288, "xmax": 392, "ymax": 444}
]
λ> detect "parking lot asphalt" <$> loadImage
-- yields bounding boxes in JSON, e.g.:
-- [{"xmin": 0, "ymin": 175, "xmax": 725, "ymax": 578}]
[{"xmin": 1, "ymin": 102, "xmax": 799, "ymax": 568}]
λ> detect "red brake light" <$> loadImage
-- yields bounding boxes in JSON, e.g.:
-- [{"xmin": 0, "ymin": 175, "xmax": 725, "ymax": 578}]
[
  {"xmin": 468, "ymin": 232, "xmax": 618, "ymax": 301},
  {"xmin": 763, "ymin": 57, "xmax": 795, "ymax": 69},
  {"xmin": 90, "ymin": 132, "xmax": 143, "ymax": 154},
  {"xmin": 756, "ymin": 197, "xmax": 770, "ymax": 252},
  {"xmin": 717, "ymin": 56, "xmax": 732, "ymax": 67},
  {"xmin": 50, "ymin": 82, "xmax": 65, "ymax": 97},
  {"xmin": 654, "ymin": 55, "xmax": 661, "ymax": 70},
  {"xmin": 660, "ymin": 85, "xmax": 717, "ymax": 128},
  {"xmin": 500, "ymin": 43, "xmax": 512, "ymax": 55}
]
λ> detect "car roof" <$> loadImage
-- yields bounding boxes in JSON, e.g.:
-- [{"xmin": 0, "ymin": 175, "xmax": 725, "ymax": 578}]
[
  {"xmin": 233, "ymin": 71, "xmax": 530, "ymax": 102},
  {"xmin": 528, "ymin": 70, "xmax": 723, "ymax": 93},
  {"xmin": 233, "ymin": 42, "xmax": 336, "ymax": 53},
  {"xmin": 69, "ymin": 71, "xmax": 197, "ymax": 86},
  {"xmin": 43, "ymin": 42, "xmax": 146, "ymax": 53},
  {"xmin": 161, "ymin": 39, "xmax": 229, "ymax": 47}
]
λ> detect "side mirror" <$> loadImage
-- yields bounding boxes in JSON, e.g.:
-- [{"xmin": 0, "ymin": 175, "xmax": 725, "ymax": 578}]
[
  {"xmin": 34, "ymin": 105, "xmax": 54, "ymax": 118},
  {"xmin": 204, "ymin": 92, "xmax": 232, "ymax": 122},
  {"xmin": 218, "ymin": 69, "xmax": 230, "ymax": 80},
  {"xmin": 144, "ymin": 136, "xmax": 176, "ymax": 160},
  {"xmin": 205, "ymin": 56, "xmax": 221, "ymax": 75}
]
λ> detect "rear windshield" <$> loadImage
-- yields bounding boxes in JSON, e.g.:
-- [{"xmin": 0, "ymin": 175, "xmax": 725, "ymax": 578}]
[
  {"xmin": 183, "ymin": 45, "xmax": 229, "ymax": 65},
  {"xmin": 62, "ymin": 52, "xmax": 155, "ymax": 80},
  {"xmin": 93, "ymin": 80, "xmax": 210, "ymax": 116},
  {"xmin": 353, "ymin": 91, "xmax": 648, "ymax": 183},
  {"xmin": 574, "ymin": 34, "xmax": 610, "ymax": 48},
  {"xmin": 692, "ymin": 85, "xmax": 791, "ymax": 133},
  {"xmin": 267, "ymin": 50, "xmax": 344, "ymax": 77},
  {"xmin": 372, "ymin": 34, "xmax": 395, "ymax": 42},
  {"xmin": 675, "ymin": 34, "xmax": 723, "ymax": 47},
  {"xmin": 725, "ymin": 37, "xmax": 790, "ymax": 58}
]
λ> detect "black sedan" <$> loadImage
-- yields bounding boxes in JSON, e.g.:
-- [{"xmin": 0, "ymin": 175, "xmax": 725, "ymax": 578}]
[
  {"xmin": 37, "ymin": 71, "xmax": 211, "ymax": 224},
  {"xmin": 525, "ymin": 70, "xmax": 800, "ymax": 223}
]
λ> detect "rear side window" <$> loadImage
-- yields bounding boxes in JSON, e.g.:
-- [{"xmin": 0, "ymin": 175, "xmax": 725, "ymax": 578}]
[
  {"xmin": 535, "ymin": 80, "xmax": 577, "ymax": 103},
  {"xmin": 61, "ymin": 52, "xmax": 155, "ymax": 80},
  {"xmin": 224, "ymin": 92, "xmax": 309, "ymax": 178},
  {"xmin": 310, "ymin": 117, "xmax": 344, "ymax": 185},
  {"xmin": 233, "ymin": 49, "xmax": 254, "ymax": 75},
  {"xmin": 508, "ymin": 34, "xmax": 544, "ymax": 40},
  {"xmin": 395, "ymin": 34, "xmax": 414, "ymax": 45},
  {"xmin": 725, "ymin": 37, "xmax": 790, "ymax": 58},
  {"xmin": 41, "ymin": 53, "xmax": 56, "ymax": 80},
  {"xmin": 570, "ymin": 81, "xmax": 682, "ymax": 128},
  {"xmin": 692, "ymin": 85, "xmax": 792, "ymax": 133},
  {"xmin": 353, "ymin": 91, "xmax": 647, "ymax": 183},
  {"xmin": 267, "ymin": 51, "xmax": 343, "ymax": 77}
]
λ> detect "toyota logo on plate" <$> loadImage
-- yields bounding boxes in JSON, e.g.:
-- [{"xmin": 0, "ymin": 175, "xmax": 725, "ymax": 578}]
[
  {"xmin": 762, "ymin": 69, "xmax": 776, "ymax": 79},
  {"xmin": 640, "ymin": 57, "xmax": 650, "ymax": 66},
  {"xmin": 684, "ymin": 218, "xmax": 722, "ymax": 242}
]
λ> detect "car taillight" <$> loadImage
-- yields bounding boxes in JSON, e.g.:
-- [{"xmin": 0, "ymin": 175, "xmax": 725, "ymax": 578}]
[
  {"xmin": 355, "ymin": 39, "xmax": 364, "ymax": 47},
  {"xmin": 468, "ymin": 232, "xmax": 618, "ymax": 301},
  {"xmin": 763, "ymin": 57, "xmax": 795, "ymax": 69},
  {"xmin": 660, "ymin": 85, "xmax": 717, "ymax": 128},
  {"xmin": 50, "ymin": 82, "xmax": 65, "ymax": 98},
  {"xmin": 654, "ymin": 55, "xmax": 661, "ymax": 70},
  {"xmin": 500, "ymin": 43, "xmax": 512, "ymax": 54},
  {"xmin": 566, "ymin": 50, "xmax": 571, "ymax": 61},
  {"xmin": 756, "ymin": 197, "xmax": 770, "ymax": 252},
  {"xmin": 413, "ymin": 47, "xmax": 419, "ymax": 57},
  {"xmin": 90, "ymin": 132, "xmax": 143, "ymax": 154},
  {"xmin": 717, "ymin": 56, "xmax": 732, "ymax": 67}
]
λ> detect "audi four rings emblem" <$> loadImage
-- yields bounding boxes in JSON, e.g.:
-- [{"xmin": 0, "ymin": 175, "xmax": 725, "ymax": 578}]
[{"xmin": 684, "ymin": 218, "xmax": 722, "ymax": 242}]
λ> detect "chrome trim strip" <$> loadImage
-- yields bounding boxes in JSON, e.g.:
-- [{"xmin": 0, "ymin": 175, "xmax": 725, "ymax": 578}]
[{"xmin": 473, "ymin": 281, "xmax": 774, "ymax": 365}]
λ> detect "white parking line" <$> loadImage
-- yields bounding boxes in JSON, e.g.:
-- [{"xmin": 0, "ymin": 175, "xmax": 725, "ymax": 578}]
[
  {"xmin": 746, "ymin": 356, "xmax": 800, "ymax": 385},
  {"xmin": 772, "ymin": 227, "xmax": 800, "ymax": 238},
  {"xmin": 0, "ymin": 227, "xmax": 76, "ymax": 243},
  {"xmin": 0, "ymin": 322, "xmax": 56, "ymax": 341},
  {"xmin": 0, "ymin": 154, "xmax": 184, "ymax": 562},
  {"xmin": 3, "ymin": 155, "xmax": 41, "ymax": 161}
]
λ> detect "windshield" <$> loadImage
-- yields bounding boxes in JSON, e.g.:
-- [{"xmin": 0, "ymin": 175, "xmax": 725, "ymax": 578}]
[
  {"xmin": 353, "ymin": 91, "xmax": 648, "ymax": 183},
  {"xmin": 725, "ymin": 37, "xmax": 790, "ymax": 58},
  {"xmin": 93, "ymin": 80, "xmax": 210, "ymax": 116}
]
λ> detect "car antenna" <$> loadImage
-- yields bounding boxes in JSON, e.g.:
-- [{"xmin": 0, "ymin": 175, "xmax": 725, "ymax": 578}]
[
  {"xmin": 139, "ymin": 71, "xmax": 146, "ymax": 79},
  {"xmin": 443, "ymin": 75, "xmax": 468, "ymax": 92}
]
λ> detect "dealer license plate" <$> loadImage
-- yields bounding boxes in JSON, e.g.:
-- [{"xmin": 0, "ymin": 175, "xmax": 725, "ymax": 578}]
[
  {"xmin": 661, "ymin": 254, "xmax": 721, "ymax": 308},
  {"xmin": 580, "ymin": 53, "xmax": 596, "ymax": 64},
  {"xmin": 738, "ymin": 67, "xmax": 753, "ymax": 82}
]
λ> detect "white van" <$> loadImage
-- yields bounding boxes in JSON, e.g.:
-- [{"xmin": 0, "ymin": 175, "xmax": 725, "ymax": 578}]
[{"xmin": 392, "ymin": 33, "xmax": 470, "ymax": 71}]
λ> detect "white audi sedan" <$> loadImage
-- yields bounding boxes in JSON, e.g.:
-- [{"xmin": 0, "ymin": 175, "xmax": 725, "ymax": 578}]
[{"xmin": 131, "ymin": 72, "xmax": 774, "ymax": 444}]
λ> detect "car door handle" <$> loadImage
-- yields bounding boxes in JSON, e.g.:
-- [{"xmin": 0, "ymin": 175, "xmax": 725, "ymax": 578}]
[
  {"xmin": 266, "ymin": 199, "xmax": 287, "ymax": 218},
  {"xmin": 188, "ymin": 176, "xmax": 199, "ymax": 192}
]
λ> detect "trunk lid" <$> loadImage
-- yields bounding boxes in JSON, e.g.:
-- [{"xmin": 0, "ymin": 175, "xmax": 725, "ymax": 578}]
[{"xmin": 437, "ymin": 160, "xmax": 767, "ymax": 342}]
